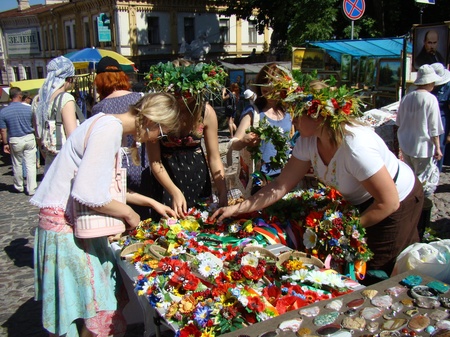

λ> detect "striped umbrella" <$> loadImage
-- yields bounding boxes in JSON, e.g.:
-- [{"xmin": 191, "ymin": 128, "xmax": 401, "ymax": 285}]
[{"xmin": 65, "ymin": 47, "xmax": 137, "ymax": 73}]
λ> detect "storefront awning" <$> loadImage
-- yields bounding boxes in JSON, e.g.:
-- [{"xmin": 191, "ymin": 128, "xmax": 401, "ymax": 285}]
[{"xmin": 307, "ymin": 37, "xmax": 412, "ymax": 63}]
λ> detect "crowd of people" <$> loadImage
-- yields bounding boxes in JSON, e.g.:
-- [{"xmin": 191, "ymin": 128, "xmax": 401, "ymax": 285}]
[{"xmin": 0, "ymin": 54, "xmax": 449, "ymax": 336}]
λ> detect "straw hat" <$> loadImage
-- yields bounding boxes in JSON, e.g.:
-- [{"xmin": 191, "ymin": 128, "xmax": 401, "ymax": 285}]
[
  {"xmin": 431, "ymin": 63, "xmax": 450, "ymax": 86},
  {"xmin": 414, "ymin": 64, "xmax": 441, "ymax": 85},
  {"xmin": 244, "ymin": 89, "xmax": 256, "ymax": 100}
]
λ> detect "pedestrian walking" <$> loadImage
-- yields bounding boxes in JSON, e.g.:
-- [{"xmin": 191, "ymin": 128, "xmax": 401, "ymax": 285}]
[{"xmin": 0, "ymin": 87, "xmax": 37, "ymax": 195}]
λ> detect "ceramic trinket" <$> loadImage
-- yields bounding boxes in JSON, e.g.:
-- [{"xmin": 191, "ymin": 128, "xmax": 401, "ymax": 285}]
[
  {"xmin": 313, "ymin": 311, "xmax": 340, "ymax": 327},
  {"xmin": 408, "ymin": 314, "xmax": 431, "ymax": 332}
]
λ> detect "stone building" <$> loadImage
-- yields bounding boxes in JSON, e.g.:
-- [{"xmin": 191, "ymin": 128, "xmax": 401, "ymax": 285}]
[{"xmin": 0, "ymin": 0, "xmax": 272, "ymax": 85}]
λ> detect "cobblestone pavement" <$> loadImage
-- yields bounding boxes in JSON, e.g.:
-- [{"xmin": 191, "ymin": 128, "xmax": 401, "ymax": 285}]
[{"xmin": 1, "ymin": 141, "xmax": 449, "ymax": 337}]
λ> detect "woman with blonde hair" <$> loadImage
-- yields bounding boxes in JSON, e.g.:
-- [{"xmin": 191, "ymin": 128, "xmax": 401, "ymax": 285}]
[
  {"xmin": 31, "ymin": 93, "xmax": 179, "ymax": 337},
  {"xmin": 34, "ymin": 56, "xmax": 79, "ymax": 173}
]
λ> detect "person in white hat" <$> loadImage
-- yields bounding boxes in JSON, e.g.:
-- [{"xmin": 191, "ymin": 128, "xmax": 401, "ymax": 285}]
[
  {"xmin": 396, "ymin": 64, "xmax": 444, "ymax": 188},
  {"xmin": 430, "ymin": 63, "xmax": 450, "ymax": 170}
]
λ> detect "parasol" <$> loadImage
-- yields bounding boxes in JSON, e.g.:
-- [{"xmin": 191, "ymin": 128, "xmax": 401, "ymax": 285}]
[{"xmin": 65, "ymin": 47, "xmax": 137, "ymax": 73}]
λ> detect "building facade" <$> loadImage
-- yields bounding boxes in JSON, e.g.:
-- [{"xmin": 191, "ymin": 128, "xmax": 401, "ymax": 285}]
[{"xmin": 0, "ymin": 0, "xmax": 272, "ymax": 85}]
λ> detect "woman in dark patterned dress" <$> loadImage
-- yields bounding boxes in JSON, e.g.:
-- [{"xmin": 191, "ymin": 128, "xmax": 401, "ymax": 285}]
[{"xmin": 145, "ymin": 62, "xmax": 228, "ymax": 218}]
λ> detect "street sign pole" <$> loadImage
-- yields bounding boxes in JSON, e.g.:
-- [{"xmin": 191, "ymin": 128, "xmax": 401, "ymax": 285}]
[{"xmin": 342, "ymin": 0, "xmax": 365, "ymax": 39}]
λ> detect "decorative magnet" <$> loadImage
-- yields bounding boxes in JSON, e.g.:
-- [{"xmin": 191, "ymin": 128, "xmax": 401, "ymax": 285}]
[
  {"xmin": 381, "ymin": 318, "xmax": 408, "ymax": 331},
  {"xmin": 405, "ymin": 308, "xmax": 420, "ymax": 317},
  {"xmin": 347, "ymin": 298, "xmax": 365, "ymax": 309},
  {"xmin": 401, "ymin": 275, "xmax": 423, "ymax": 288},
  {"xmin": 383, "ymin": 312, "xmax": 396, "ymax": 320},
  {"xmin": 366, "ymin": 321, "xmax": 379, "ymax": 333},
  {"xmin": 342, "ymin": 316, "xmax": 366, "ymax": 331},
  {"xmin": 427, "ymin": 281, "xmax": 449, "ymax": 294},
  {"xmin": 326, "ymin": 299, "xmax": 343, "ymax": 311},
  {"xmin": 371, "ymin": 295, "xmax": 393, "ymax": 308},
  {"xmin": 362, "ymin": 289, "xmax": 378, "ymax": 300},
  {"xmin": 360, "ymin": 307, "xmax": 383, "ymax": 321},
  {"xmin": 410, "ymin": 285, "xmax": 439, "ymax": 300},
  {"xmin": 343, "ymin": 309, "xmax": 357, "ymax": 317},
  {"xmin": 391, "ymin": 302, "xmax": 404, "ymax": 313},
  {"xmin": 408, "ymin": 314, "xmax": 431, "ymax": 332},
  {"xmin": 401, "ymin": 298, "xmax": 415, "ymax": 308},
  {"xmin": 316, "ymin": 324, "xmax": 341, "ymax": 336},
  {"xmin": 416, "ymin": 297, "xmax": 441, "ymax": 309},
  {"xmin": 296, "ymin": 327, "xmax": 312, "ymax": 337},
  {"xmin": 379, "ymin": 330, "xmax": 401, "ymax": 337},
  {"xmin": 439, "ymin": 296, "xmax": 450, "ymax": 309},
  {"xmin": 313, "ymin": 311, "xmax": 340, "ymax": 327},
  {"xmin": 300, "ymin": 306, "xmax": 320, "ymax": 317},
  {"xmin": 435, "ymin": 320, "xmax": 450, "ymax": 330},
  {"xmin": 279, "ymin": 318, "xmax": 303, "ymax": 332},
  {"xmin": 429, "ymin": 310, "xmax": 450, "ymax": 321},
  {"xmin": 426, "ymin": 326, "xmax": 436, "ymax": 334},
  {"xmin": 431, "ymin": 328, "xmax": 450, "ymax": 337},
  {"xmin": 385, "ymin": 285, "xmax": 408, "ymax": 297}
]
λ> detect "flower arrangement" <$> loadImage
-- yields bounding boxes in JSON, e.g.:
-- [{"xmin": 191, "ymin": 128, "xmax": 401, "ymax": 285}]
[
  {"xmin": 265, "ymin": 65, "xmax": 365, "ymax": 130},
  {"xmin": 132, "ymin": 244, "xmax": 353, "ymax": 337},
  {"xmin": 247, "ymin": 117, "xmax": 291, "ymax": 171},
  {"xmin": 263, "ymin": 183, "xmax": 373, "ymax": 265},
  {"xmin": 145, "ymin": 61, "xmax": 227, "ymax": 101}
]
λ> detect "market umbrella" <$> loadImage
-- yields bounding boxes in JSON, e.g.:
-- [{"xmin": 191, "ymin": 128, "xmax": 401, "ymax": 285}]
[{"xmin": 65, "ymin": 47, "xmax": 137, "ymax": 73}]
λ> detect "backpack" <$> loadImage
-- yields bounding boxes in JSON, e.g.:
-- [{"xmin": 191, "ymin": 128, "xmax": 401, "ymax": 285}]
[{"xmin": 42, "ymin": 92, "xmax": 85, "ymax": 154}]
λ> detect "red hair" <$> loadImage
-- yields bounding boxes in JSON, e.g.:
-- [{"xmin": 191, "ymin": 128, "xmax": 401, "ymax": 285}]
[{"xmin": 94, "ymin": 70, "xmax": 131, "ymax": 99}]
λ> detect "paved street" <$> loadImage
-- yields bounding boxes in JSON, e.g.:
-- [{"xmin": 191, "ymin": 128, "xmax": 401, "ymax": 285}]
[{"xmin": 1, "ymin": 145, "xmax": 450, "ymax": 336}]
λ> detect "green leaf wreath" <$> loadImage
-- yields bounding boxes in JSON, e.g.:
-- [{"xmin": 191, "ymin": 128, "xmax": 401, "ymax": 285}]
[{"xmin": 247, "ymin": 117, "xmax": 291, "ymax": 171}]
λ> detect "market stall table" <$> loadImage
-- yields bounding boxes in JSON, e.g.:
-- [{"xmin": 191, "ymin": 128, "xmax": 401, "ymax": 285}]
[
  {"xmin": 220, "ymin": 271, "xmax": 449, "ymax": 337},
  {"xmin": 112, "ymin": 239, "xmax": 449, "ymax": 337}
]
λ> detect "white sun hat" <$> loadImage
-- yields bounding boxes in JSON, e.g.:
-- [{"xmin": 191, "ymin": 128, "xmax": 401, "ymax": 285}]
[
  {"xmin": 414, "ymin": 64, "xmax": 442, "ymax": 85},
  {"xmin": 244, "ymin": 89, "xmax": 255, "ymax": 100},
  {"xmin": 431, "ymin": 63, "xmax": 450, "ymax": 86}
]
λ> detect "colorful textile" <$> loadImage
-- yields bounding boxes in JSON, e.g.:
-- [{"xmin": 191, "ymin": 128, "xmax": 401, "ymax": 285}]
[{"xmin": 34, "ymin": 208, "xmax": 126, "ymax": 336}]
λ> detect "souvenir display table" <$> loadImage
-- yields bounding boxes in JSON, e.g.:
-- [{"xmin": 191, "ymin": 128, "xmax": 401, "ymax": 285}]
[{"xmin": 219, "ymin": 271, "xmax": 450, "ymax": 337}]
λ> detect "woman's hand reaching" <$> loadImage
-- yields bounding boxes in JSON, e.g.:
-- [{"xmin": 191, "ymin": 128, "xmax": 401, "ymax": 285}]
[
  {"xmin": 172, "ymin": 190, "xmax": 187, "ymax": 218},
  {"xmin": 153, "ymin": 202, "xmax": 177, "ymax": 219},
  {"xmin": 210, "ymin": 204, "xmax": 241, "ymax": 222}
]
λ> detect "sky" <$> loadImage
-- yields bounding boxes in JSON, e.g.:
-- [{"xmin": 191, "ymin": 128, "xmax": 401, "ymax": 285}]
[{"xmin": 0, "ymin": 0, "xmax": 45, "ymax": 12}]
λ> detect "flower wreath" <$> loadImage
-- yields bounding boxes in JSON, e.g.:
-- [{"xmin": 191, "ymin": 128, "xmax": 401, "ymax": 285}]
[
  {"xmin": 247, "ymin": 117, "xmax": 291, "ymax": 172},
  {"xmin": 145, "ymin": 61, "xmax": 227, "ymax": 102},
  {"xmin": 266, "ymin": 65, "xmax": 365, "ymax": 130}
]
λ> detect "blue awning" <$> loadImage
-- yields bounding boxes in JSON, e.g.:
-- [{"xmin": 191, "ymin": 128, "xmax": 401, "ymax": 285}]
[{"xmin": 307, "ymin": 37, "xmax": 412, "ymax": 63}]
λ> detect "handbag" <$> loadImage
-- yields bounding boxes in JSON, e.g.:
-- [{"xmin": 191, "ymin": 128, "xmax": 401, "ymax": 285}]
[
  {"xmin": 42, "ymin": 92, "xmax": 85, "ymax": 155},
  {"xmin": 73, "ymin": 116, "xmax": 127, "ymax": 239},
  {"xmin": 417, "ymin": 158, "xmax": 440, "ymax": 197}
]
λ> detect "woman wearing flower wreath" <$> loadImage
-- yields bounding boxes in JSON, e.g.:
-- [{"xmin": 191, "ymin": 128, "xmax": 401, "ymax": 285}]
[
  {"xmin": 228, "ymin": 63, "xmax": 293, "ymax": 196},
  {"xmin": 213, "ymin": 83, "xmax": 424, "ymax": 282},
  {"xmin": 30, "ymin": 93, "xmax": 179, "ymax": 337},
  {"xmin": 92, "ymin": 56, "xmax": 149, "ymax": 218},
  {"xmin": 144, "ymin": 61, "xmax": 228, "ymax": 218}
]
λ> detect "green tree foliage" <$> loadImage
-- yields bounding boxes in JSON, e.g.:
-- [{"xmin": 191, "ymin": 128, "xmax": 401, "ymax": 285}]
[{"xmin": 218, "ymin": 0, "xmax": 449, "ymax": 56}]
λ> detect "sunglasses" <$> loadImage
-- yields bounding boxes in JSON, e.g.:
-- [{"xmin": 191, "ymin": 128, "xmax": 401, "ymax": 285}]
[
  {"xmin": 66, "ymin": 77, "xmax": 74, "ymax": 83},
  {"xmin": 146, "ymin": 124, "xmax": 168, "ymax": 141}
]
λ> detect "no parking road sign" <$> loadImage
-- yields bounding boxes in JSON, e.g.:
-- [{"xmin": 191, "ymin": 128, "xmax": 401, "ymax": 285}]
[{"xmin": 343, "ymin": 0, "xmax": 365, "ymax": 20}]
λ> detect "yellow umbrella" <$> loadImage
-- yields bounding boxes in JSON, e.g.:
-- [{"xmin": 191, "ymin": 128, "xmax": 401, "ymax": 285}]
[{"xmin": 10, "ymin": 79, "xmax": 46, "ymax": 94}]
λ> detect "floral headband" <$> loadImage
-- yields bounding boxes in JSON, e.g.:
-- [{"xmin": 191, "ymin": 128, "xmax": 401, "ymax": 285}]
[
  {"xmin": 145, "ymin": 61, "xmax": 227, "ymax": 101},
  {"xmin": 266, "ymin": 66, "xmax": 364, "ymax": 129}
]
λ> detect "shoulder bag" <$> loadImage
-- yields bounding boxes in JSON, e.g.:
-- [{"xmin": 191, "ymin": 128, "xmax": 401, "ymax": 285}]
[
  {"xmin": 42, "ymin": 92, "xmax": 85, "ymax": 154},
  {"xmin": 73, "ymin": 115, "xmax": 127, "ymax": 239}
]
